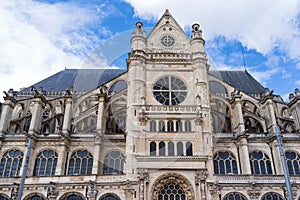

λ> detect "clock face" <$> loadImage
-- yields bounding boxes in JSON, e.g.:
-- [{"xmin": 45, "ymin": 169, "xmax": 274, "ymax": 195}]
[{"xmin": 160, "ymin": 34, "xmax": 175, "ymax": 48}]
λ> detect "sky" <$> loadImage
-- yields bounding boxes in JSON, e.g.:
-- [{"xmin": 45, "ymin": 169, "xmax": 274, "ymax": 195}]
[{"xmin": 1, "ymin": 0, "xmax": 300, "ymax": 102}]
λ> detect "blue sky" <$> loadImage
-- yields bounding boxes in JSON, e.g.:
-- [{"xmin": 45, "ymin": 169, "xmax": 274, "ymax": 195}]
[{"xmin": 1, "ymin": 0, "xmax": 300, "ymax": 102}]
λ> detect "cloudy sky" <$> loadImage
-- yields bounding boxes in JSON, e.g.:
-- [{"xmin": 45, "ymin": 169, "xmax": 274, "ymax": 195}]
[{"xmin": 1, "ymin": 0, "xmax": 300, "ymax": 102}]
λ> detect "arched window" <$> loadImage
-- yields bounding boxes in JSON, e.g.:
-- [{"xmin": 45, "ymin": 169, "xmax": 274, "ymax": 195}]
[
  {"xmin": 150, "ymin": 142, "xmax": 157, "ymax": 156},
  {"xmin": 68, "ymin": 150, "xmax": 93, "ymax": 175},
  {"xmin": 213, "ymin": 151, "xmax": 238, "ymax": 174},
  {"xmin": 100, "ymin": 193, "xmax": 121, "ymax": 200},
  {"xmin": 261, "ymin": 192, "xmax": 284, "ymax": 200},
  {"xmin": 33, "ymin": 149, "xmax": 58, "ymax": 176},
  {"xmin": 223, "ymin": 192, "xmax": 247, "ymax": 200},
  {"xmin": 249, "ymin": 151, "xmax": 272, "ymax": 175},
  {"xmin": 177, "ymin": 142, "xmax": 183, "ymax": 156},
  {"xmin": 157, "ymin": 183, "xmax": 186, "ymax": 200},
  {"xmin": 115, "ymin": 112, "xmax": 126, "ymax": 133},
  {"xmin": 24, "ymin": 194, "xmax": 46, "ymax": 200},
  {"xmin": 62, "ymin": 193, "xmax": 84, "ymax": 200},
  {"xmin": 0, "ymin": 149, "xmax": 24, "ymax": 177},
  {"xmin": 167, "ymin": 120, "xmax": 174, "ymax": 132},
  {"xmin": 103, "ymin": 151, "xmax": 125, "ymax": 174},
  {"xmin": 176, "ymin": 120, "xmax": 182, "ymax": 132},
  {"xmin": 159, "ymin": 120, "xmax": 165, "ymax": 132},
  {"xmin": 285, "ymin": 151, "xmax": 300, "ymax": 175},
  {"xmin": 168, "ymin": 142, "xmax": 174, "ymax": 156},
  {"xmin": 186, "ymin": 142, "xmax": 193, "ymax": 156},
  {"xmin": 159, "ymin": 142, "xmax": 166, "ymax": 156},
  {"xmin": 150, "ymin": 120, "xmax": 156, "ymax": 132},
  {"xmin": 185, "ymin": 120, "xmax": 191, "ymax": 132},
  {"xmin": 0, "ymin": 194, "xmax": 9, "ymax": 200}
]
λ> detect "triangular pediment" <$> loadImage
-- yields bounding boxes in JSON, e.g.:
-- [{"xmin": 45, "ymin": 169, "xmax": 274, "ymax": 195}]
[{"xmin": 147, "ymin": 9, "xmax": 190, "ymax": 52}]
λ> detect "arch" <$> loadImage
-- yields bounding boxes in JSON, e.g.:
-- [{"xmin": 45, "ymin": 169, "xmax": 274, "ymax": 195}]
[
  {"xmin": 185, "ymin": 120, "xmax": 191, "ymax": 132},
  {"xmin": 33, "ymin": 149, "xmax": 58, "ymax": 176},
  {"xmin": 168, "ymin": 142, "xmax": 175, "ymax": 156},
  {"xmin": 103, "ymin": 150, "xmax": 125, "ymax": 175},
  {"xmin": 249, "ymin": 150, "xmax": 272, "ymax": 175},
  {"xmin": 213, "ymin": 151, "xmax": 238, "ymax": 174},
  {"xmin": 159, "ymin": 142, "xmax": 166, "ymax": 156},
  {"xmin": 167, "ymin": 120, "xmax": 174, "ymax": 132},
  {"xmin": 150, "ymin": 120, "xmax": 156, "ymax": 132},
  {"xmin": 60, "ymin": 192, "xmax": 84, "ymax": 200},
  {"xmin": 244, "ymin": 116, "xmax": 264, "ymax": 133},
  {"xmin": 24, "ymin": 193, "xmax": 46, "ymax": 200},
  {"xmin": 186, "ymin": 142, "xmax": 193, "ymax": 156},
  {"xmin": 67, "ymin": 150, "xmax": 93, "ymax": 175},
  {"xmin": 0, "ymin": 193, "xmax": 9, "ymax": 200},
  {"xmin": 211, "ymin": 98, "xmax": 232, "ymax": 133},
  {"xmin": 115, "ymin": 111, "xmax": 126, "ymax": 133},
  {"xmin": 176, "ymin": 120, "xmax": 182, "ymax": 132},
  {"xmin": 109, "ymin": 80, "xmax": 127, "ymax": 94},
  {"xmin": 223, "ymin": 192, "xmax": 248, "ymax": 200},
  {"xmin": 0, "ymin": 149, "xmax": 24, "ymax": 177},
  {"xmin": 285, "ymin": 151, "xmax": 300, "ymax": 175},
  {"xmin": 177, "ymin": 142, "xmax": 183, "ymax": 156},
  {"xmin": 99, "ymin": 193, "xmax": 121, "ymax": 200},
  {"xmin": 261, "ymin": 192, "xmax": 284, "ymax": 200},
  {"xmin": 209, "ymin": 81, "xmax": 228, "ymax": 98},
  {"xmin": 151, "ymin": 173, "xmax": 194, "ymax": 200},
  {"xmin": 150, "ymin": 142, "xmax": 157, "ymax": 156}
]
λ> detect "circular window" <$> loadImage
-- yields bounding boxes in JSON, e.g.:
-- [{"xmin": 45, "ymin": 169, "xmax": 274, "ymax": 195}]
[
  {"xmin": 153, "ymin": 76, "xmax": 187, "ymax": 105},
  {"xmin": 160, "ymin": 34, "xmax": 175, "ymax": 48}
]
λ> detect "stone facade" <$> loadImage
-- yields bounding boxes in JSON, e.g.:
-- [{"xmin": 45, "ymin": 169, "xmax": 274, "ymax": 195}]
[{"xmin": 0, "ymin": 10, "xmax": 300, "ymax": 200}]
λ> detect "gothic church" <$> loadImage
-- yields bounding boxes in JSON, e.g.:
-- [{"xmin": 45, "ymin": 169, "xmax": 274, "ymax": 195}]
[{"xmin": 0, "ymin": 10, "xmax": 300, "ymax": 200}]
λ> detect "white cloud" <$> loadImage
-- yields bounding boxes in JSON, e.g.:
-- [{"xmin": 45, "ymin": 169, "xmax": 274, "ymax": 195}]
[
  {"xmin": 124, "ymin": 0, "xmax": 300, "ymax": 56},
  {"xmin": 0, "ymin": 0, "xmax": 114, "ymax": 98}
]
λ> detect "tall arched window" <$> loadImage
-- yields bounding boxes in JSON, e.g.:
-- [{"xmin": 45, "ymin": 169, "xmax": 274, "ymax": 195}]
[
  {"xmin": 167, "ymin": 120, "xmax": 174, "ymax": 132},
  {"xmin": 223, "ymin": 192, "xmax": 247, "ymax": 200},
  {"xmin": 150, "ymin": 142, "xmax": 157, "ymax": 156},
  {"xmin": 62, "ymin": 193, "xmax": 84, "ymax": 200},
  {"xmin": 213, "ymin": 151, "xmax": 238, "ymax": 174},
  {"xmin": 185, "ymin": 120, "xmax": 191, "ymax": 132},
  {"xmin": 177, "ymin": 142, "xmax": 183, "ymax": 156},
  {"xmin": 261, "ymin": 192, "xmax": 283, "ymax": 200},
  {"xmin": 159, "ymin": 120, "xmax": 165, "ymax": 132},
  {"xmin": 150, "ymin": 120, "xmax": 156, "ymax": 132},
  {"xmin": 24, "ymin": 194, "xmax": 46, "ymax": 200},
  {"xmin": 249, "ymin": 151, "xmax": 272, "ymax": 175},
  {"xmin": 186, "ymin": 142, "xmax": 193, "ymax": 156},
  {"xmin": 159, "ymin": 142, "xmax": 166, "ymax": 156},
  {"xmin": 68, "ymin": 150, "xmax": 93, "ymax": 175},
  {"xmin": 33, "ymin": 149, "xmax": 58, "ymax": 176},
  {"xmin": 168, "ymin": 142, "xmax": 175, "ymax": 156},
  {"xmin": 176, "ymin": 120, "xmax": 182, "ymax": 132},
  {"xmin": 103, "ymin": 151, "xmax": 125, "ymax": 174},
  {"xmin": 285, "ymin": 151, "xmax": 300, "ymax": 175},
  {"xmin": 0, "ymin": 149, "xmax": 24, "ymax": 177}
]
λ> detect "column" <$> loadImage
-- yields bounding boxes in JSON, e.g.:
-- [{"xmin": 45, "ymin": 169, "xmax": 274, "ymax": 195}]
[
  {"xmin": 237, "ymin": 137, "xmax": 251, "ymax": 174},
  {"xmin": 0, "ymin": 95, "xmax": 16, "ymax": 137},
  {"xmin": 55, "ymin": 141, "xmax": 68, "ymax": 175},
  {"xmin": 62, "ymin": 96, "xmax": 73, "ymax": 136},
  {"xmin": 269, "ymin": 140, "xmax": 283, "ymax": 174},
  {"xmin": 229, "ymin": 90, "xmax": 245, "ymax": 134}
]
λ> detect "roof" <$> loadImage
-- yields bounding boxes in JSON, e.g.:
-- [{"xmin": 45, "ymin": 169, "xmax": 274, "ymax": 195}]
[
  {"xmin": 209, "ymin": 70, "xmax": 265, "ymax": 95},
  {"xmin": 21, "ymin": 69, "xmax": 265, "ymax": 96},
  {"xmin": 21, "ymin": 69, "xmax": 126, "ymax": 92}
]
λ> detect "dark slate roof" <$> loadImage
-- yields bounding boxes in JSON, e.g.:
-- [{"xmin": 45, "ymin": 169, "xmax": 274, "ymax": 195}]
[
  {"xmin": 209, "ymin": 70, "xmax": 265, "ymax": 95},
  {"xmin": 21, "ymin": 68, "xmax": 265, "ymax": 95},
  {"xmin": 21, "ymin": 69, "xmax": 126, "ymax": 92}
]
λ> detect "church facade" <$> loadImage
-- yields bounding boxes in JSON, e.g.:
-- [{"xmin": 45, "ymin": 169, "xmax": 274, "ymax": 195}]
[{"xmin": 0, "ymin": 10, "xmax": 300, "ymax": 200}]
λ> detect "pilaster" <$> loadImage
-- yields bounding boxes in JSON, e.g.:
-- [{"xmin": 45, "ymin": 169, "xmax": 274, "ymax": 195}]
[
  {"xmin": 236, "ymin": 136, "xmax": 251, "ymax": 174},
  {"xmin": 0, "ymin": 94, "xmax": 16, "ymax": 136}
]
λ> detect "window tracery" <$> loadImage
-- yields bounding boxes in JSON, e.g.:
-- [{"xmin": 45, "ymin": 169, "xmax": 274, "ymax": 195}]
[
  {"xmin": 24, "ymin": 194, "xmax": 46, "ymax": 200},
  {"xmin": 68, "ymin": 150, "xmax": 93, "ymax": 175},
  {"xmin": 249, "ymin": 151, "xmax": 272, "ymax": 175},
  {"xmin": 223, "ymin": 192, "xmax": 247, "ymax": 200},
  {"xmin": 261, "ymin": 192, "xmax": 283, "ymax": 200},
  {"xmin": 33, "ymin": 149, "xmax": 58, "ymax": 176},
  {"xmin": 285, "ymin": 151, "xmax": 300, "ymax": 175},
  {"xmin": 213, "ymin": 151, "xmax": 238, "ymax": 174},
  {"xmin": 62, "ymin": 193, "xmax": 84, "ymax": 200},
  {"xmin": 0, "ymin": 149, "xmax": 23, "ymax": 177},
  {"xmin": 103, "ymin": 151, "xmax": 125, "ymax": 175}
]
